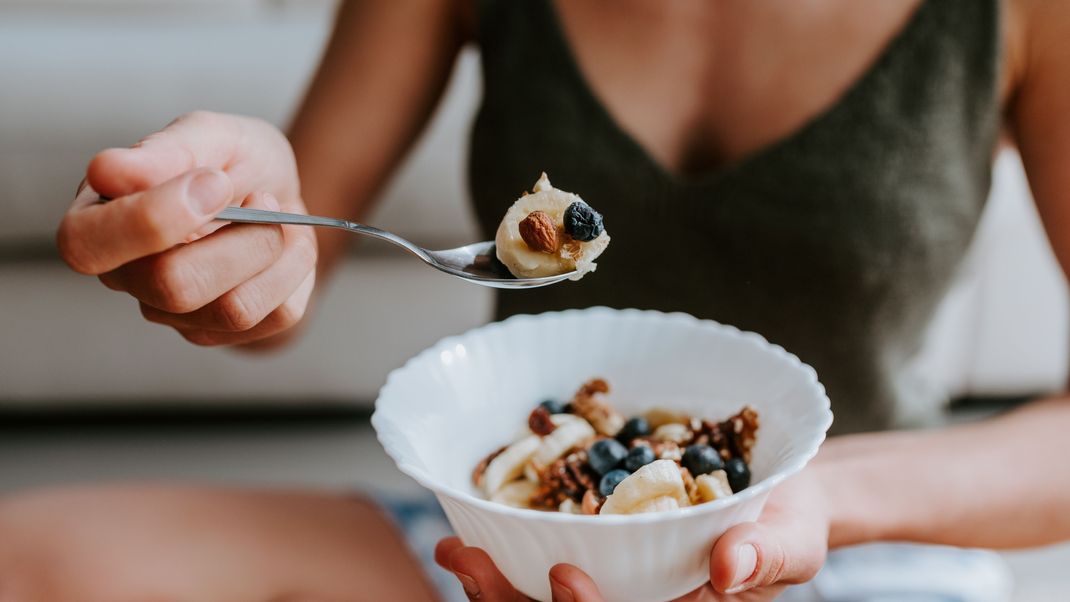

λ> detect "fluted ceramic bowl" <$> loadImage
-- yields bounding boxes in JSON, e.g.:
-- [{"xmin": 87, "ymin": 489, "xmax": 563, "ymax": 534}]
[{"xmin": 372, "ymin": 308, "xmax": 832, "ymax": 602}]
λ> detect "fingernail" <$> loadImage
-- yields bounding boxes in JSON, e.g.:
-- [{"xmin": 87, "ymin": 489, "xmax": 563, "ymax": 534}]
[
  {"xmin": 186, "ymin": 170, "xmax": 230, "ymax": 215},
  {"xmin": 261, "ymin": 193, "xmax": 280, "ymax": 211},
  {"xmin": 725, "ymin": 544, "xmax": 758, "ymax": 594},
  {"xmin": 454, "ymin": 572, "xmax": 480, "ymax": 599},
  {"xmin": 549, "ymin": 577, "xmax": 575, "ymax": 602}
]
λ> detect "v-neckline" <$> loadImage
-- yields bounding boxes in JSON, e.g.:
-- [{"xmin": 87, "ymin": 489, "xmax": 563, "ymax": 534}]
[{"xmin": 540, "ymin": 0, "xmax": 933, "ymax": 189}]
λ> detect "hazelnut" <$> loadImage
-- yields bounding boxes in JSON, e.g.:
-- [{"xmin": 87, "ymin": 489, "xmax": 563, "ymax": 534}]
[{"xmin": 518, "ymin": 211, "xmax": 558, "ymax": 254}]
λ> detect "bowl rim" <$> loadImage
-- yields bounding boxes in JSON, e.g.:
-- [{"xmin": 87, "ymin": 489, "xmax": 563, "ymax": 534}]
[{"xmin": 372, "ymin": 307, "xmax": 833, "ymax": 525}]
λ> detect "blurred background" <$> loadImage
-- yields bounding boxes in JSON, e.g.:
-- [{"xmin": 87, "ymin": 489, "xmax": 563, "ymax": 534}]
[{"xmin": 1, "ymin": 0, "xmax": 1069, "ymax": 599}]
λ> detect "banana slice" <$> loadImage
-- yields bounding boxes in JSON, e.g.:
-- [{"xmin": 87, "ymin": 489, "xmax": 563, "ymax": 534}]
[
  {"xmin": 531, "ymin": 414, "xmax": 596, "ymax": 469},
  {"xmin": 483, "ymin": 435, "xmax": 540, "ymax": 495},
  {"xmin": 490, "ymin": 479, "xmax": 538, "ymax": 508},
  {"xmin": 495, "ymin": 173, "xmax": 610, "ymax": 280},
  {"xmin": 694, "ymin": 470, "xmax": 734, "ymax": 503},
  {"xmin": 558, "ymin": 498, "xmax": 582, "ymax": 514},
  {"xmin": 631, "ymin": 496, "xmax": 681, "ymax": 513},
  {"xmin": 644, "ymin": 408, "xmax": 689, "ymax": 429},
  {"xmin": 600, "ymin": 459, "xmax": 691, "ymax": 515},
  {"xmin": 652, "ymin": 423, "xmax": 693, "ymax": 445}
]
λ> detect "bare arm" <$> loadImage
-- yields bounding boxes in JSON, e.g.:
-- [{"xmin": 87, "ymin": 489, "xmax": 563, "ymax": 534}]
[
  {"xmin": 823, "ymin": 0, "xmax": 1070, "ymax": 550},
  {"xmin": 821, "ymin": 398, "xmax": 1070, "ymax": 549},
  {"xmin": 290, "ymin": 0, "xmax": 469, "ymax": 280}
]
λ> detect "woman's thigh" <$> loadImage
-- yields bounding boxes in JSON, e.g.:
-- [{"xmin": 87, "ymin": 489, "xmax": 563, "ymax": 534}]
[{"xmin": 0, "ymin": 485, "xmax": 439, "ymax": 602}]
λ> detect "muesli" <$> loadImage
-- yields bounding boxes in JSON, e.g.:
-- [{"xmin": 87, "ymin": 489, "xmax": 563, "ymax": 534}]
[{"xmin": 473, "ymin": 379, "xmax": 759, "ymax": 515}]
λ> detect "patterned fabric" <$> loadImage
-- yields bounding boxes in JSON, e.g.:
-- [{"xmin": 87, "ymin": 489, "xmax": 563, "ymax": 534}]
[{"xmin": 376, "ymin": 492, "xmax": 467, "ymax": 602}]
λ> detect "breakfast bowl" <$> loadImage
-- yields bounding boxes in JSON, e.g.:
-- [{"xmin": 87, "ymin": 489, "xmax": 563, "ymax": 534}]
[{"xmin": 372, "ymin": 307, "xmax": 833, "ymax": 601}]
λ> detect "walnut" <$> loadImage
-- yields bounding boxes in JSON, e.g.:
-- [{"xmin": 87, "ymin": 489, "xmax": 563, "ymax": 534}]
[
  {"xmin": 652, "ymin": 423, "xmax": 694, "ymax": 445},
  {"xmin": 528, "ymin": 405, "xmax": 557, "ymax": 436},
  {"xmin": 680, "ymin": 466, "xmax": 701, "ymax": 505},
  {"xmin": 652, "ymin": 440, "xmax": 683, "ymax": 462},
  {"xmin": 518, "ymin": 211, "xmax": 558, "ymax": 254},
  {"xmin": 698, "ymin": 406, "xmax": 760, "ymax": 463},
  {"xmin": 529, "ymin": 450, "xmax": 599, "ymax": 509},
  {"xmin": 570, "ymin": 378, "xmax": 625, "ymax": 436}
]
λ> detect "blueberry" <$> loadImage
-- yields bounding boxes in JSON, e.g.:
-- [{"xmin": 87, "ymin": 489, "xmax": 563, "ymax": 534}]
[
  {"xmin": 539, "ymin": 399, "xmax": 567, "ymax": 414},
  {"xmin": 682, "ymin": 445, "xmax": 724, "ymax": 476},
  {"xmin": 616, "ymin": 416, "xmax": 652, "ymax": 443},
  {"xmin": 587, "ymin": 439, "xmax": 628, "ymax": 475},
  {"xmin": 724, "ymin": 457, "xmax": 751, "ymax": 492},
  {"xmin": 563, "ymin": 202, "xmax": 605, "ymax": 242},
  {"xmin": 623, "ymin": 445, "xmax": 656, "ymax": 472},
  {"xmin": 599, "ymin": 469, "xmax": 630, "ymax": 497}
]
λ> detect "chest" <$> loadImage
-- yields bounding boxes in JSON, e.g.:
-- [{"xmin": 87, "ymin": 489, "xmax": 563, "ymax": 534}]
[{"xmin": 551, "ymin": 0, "xmax": 1005, "ymax": 177}]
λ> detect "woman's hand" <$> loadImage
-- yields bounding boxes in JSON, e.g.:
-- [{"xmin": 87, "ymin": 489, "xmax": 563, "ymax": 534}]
[
  {"xmin": 56, "ymin": 111, "xmax": 316, "ymax": 349},
  {"xmin": 435, "ymin": 470, "xmax": 830, "ymax": 601}
]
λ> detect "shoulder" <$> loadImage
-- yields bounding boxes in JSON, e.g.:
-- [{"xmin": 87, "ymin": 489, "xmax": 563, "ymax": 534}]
[{"xmin": 1004, "ymin": 0, "xmax": 1070, "ymax": 104}]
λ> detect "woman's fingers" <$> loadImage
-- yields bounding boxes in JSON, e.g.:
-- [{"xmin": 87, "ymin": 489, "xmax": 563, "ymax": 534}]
[
  {"xmin": 138, "ymin": 223, "xmax": 316, "ymax": 335},
  {"xmin": 444, "ymin": 544, "xmax": 529, "ymax": 601},
  {"xmin": 57, "ymin": 168, "xmax": 233, "ymax": 275},
  {"xmin": 107, "ymin": 192, "xmax": 285, "ymax": 316},
  {"xmin": 434, "ymin": 537, "xmax": 464, "ymax": 570},
  {"xmin": 709, "ymin": 517, "xmax": 827, "ymax": 595},
  {"xmin": 548, "ymin": 564, "xmax": 606, "ymax": 602},
  {"xmin": 172, "ymin": 269, "xmax": 316, "ymax": 347},
  {"xmin": 433, "ymin": 539, "xmax": 608, "ymax": 602}
]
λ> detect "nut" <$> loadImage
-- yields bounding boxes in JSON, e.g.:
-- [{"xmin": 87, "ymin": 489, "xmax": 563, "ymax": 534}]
[
  {"xmin": 582, "ymin": 488, "xmax": 604, "ymax": 514},
  {"xmin": 519, "ymin": 211, "xmax": 558, "ymax": 254},
  {"xmin": 530, "ymin": 450, "xmax": 598, "ymax": 509},
  {"xmin": 680, "ymin": 466, "xmax": 700, "ymax": 505},
  {"xmin": 652, "ymin": 423, "xmax": 694, "ymax": 445},
  {"xmin": 570, "ymin": 378, "xmax": 624, "ymax": 436}
]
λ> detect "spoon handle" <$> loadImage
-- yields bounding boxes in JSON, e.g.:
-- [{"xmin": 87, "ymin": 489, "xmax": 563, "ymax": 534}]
[
  {"xmin": 217, "ymin": 206, "xmax": 352, "ymax": 229},
  {"xmin": 216, "ymin": 206, "xmax": 429, "ymax": 260}
]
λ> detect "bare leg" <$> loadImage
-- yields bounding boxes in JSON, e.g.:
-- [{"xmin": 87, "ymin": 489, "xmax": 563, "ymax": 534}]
[{"xmin": 0, "ymin": 485, "xmax": 440, "ymax": 602}]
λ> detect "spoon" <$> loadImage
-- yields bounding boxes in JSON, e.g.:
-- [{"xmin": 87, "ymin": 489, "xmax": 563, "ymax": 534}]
[{"xmin": 215, "ymin": 206, "xmax": 576, "ymax": 289}]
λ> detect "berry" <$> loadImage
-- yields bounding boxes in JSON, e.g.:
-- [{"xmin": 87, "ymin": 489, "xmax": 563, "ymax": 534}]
[
  {"xmin": 682, "ymin": 445, "xmax": 724, "ymax": 476},
  {"xmin": 539, "ymin": 399, "xmax": 567, "ymax": 414},
  {"xmin": 623, "ymin": 445, "xmax": 656, "ymax": 472},
  {"xmin": 724, "ymin": 457, "xmax": 751, "ymax": 492},
  {"xmin": 563, "ymin": 202, "xmax": 605, "ymax": 242},
  {"xmin": 599, "ymin": 469, "xmax": 630, "ymax": 497},
  {"xmin": 616, "ymin": 416, "xmax": 651, "ymax": 443},
  {"xmin": 587, "ymin": 439, "xmax": 628, "ymax": 475}
]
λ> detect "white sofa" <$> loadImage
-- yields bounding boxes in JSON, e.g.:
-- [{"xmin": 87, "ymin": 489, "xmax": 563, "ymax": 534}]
[{"xmin": 1, "ymin": 0, "xmax": 1066, "ymax": 408}]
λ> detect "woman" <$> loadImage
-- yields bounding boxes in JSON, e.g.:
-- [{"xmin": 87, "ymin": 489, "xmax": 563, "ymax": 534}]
[{"xmin": 29, "ymin": 0, "xmax": 1070, "ymax": 599}]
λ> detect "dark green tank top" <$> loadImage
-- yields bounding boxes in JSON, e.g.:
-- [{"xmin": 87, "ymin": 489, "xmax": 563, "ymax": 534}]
[{"xmin": 469, "ymin": 0, "xmax": 1001, "ymax": 434}]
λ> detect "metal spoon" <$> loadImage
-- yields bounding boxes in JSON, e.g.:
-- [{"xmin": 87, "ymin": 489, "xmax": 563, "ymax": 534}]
[{"xmin": 216, "ymin": 206, "xmax": 576, "ymax": 289}]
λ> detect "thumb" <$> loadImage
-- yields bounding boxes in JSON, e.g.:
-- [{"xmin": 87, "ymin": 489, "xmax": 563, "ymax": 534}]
[
  {"xmin": 58, "ymin": 168, "xmax": 233, "ymax": 275},
  {"xmin": 87, "ymin": 111, "xmax": 239, "ymax": 199},
  {"xmin": 710, "ymin": 521, "xmax": 826, "ymax": 595}
]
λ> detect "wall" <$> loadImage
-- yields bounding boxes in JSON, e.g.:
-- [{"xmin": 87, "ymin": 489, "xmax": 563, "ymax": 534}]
[{"xmin": 1, "ymin": 0, "xmax": 1066, "ymax": 407}]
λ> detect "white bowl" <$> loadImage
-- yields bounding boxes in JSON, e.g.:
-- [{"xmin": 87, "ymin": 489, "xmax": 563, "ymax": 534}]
[{"xmin": 372, "ymin": 308, "xmax": 832, "ymax": 602}]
